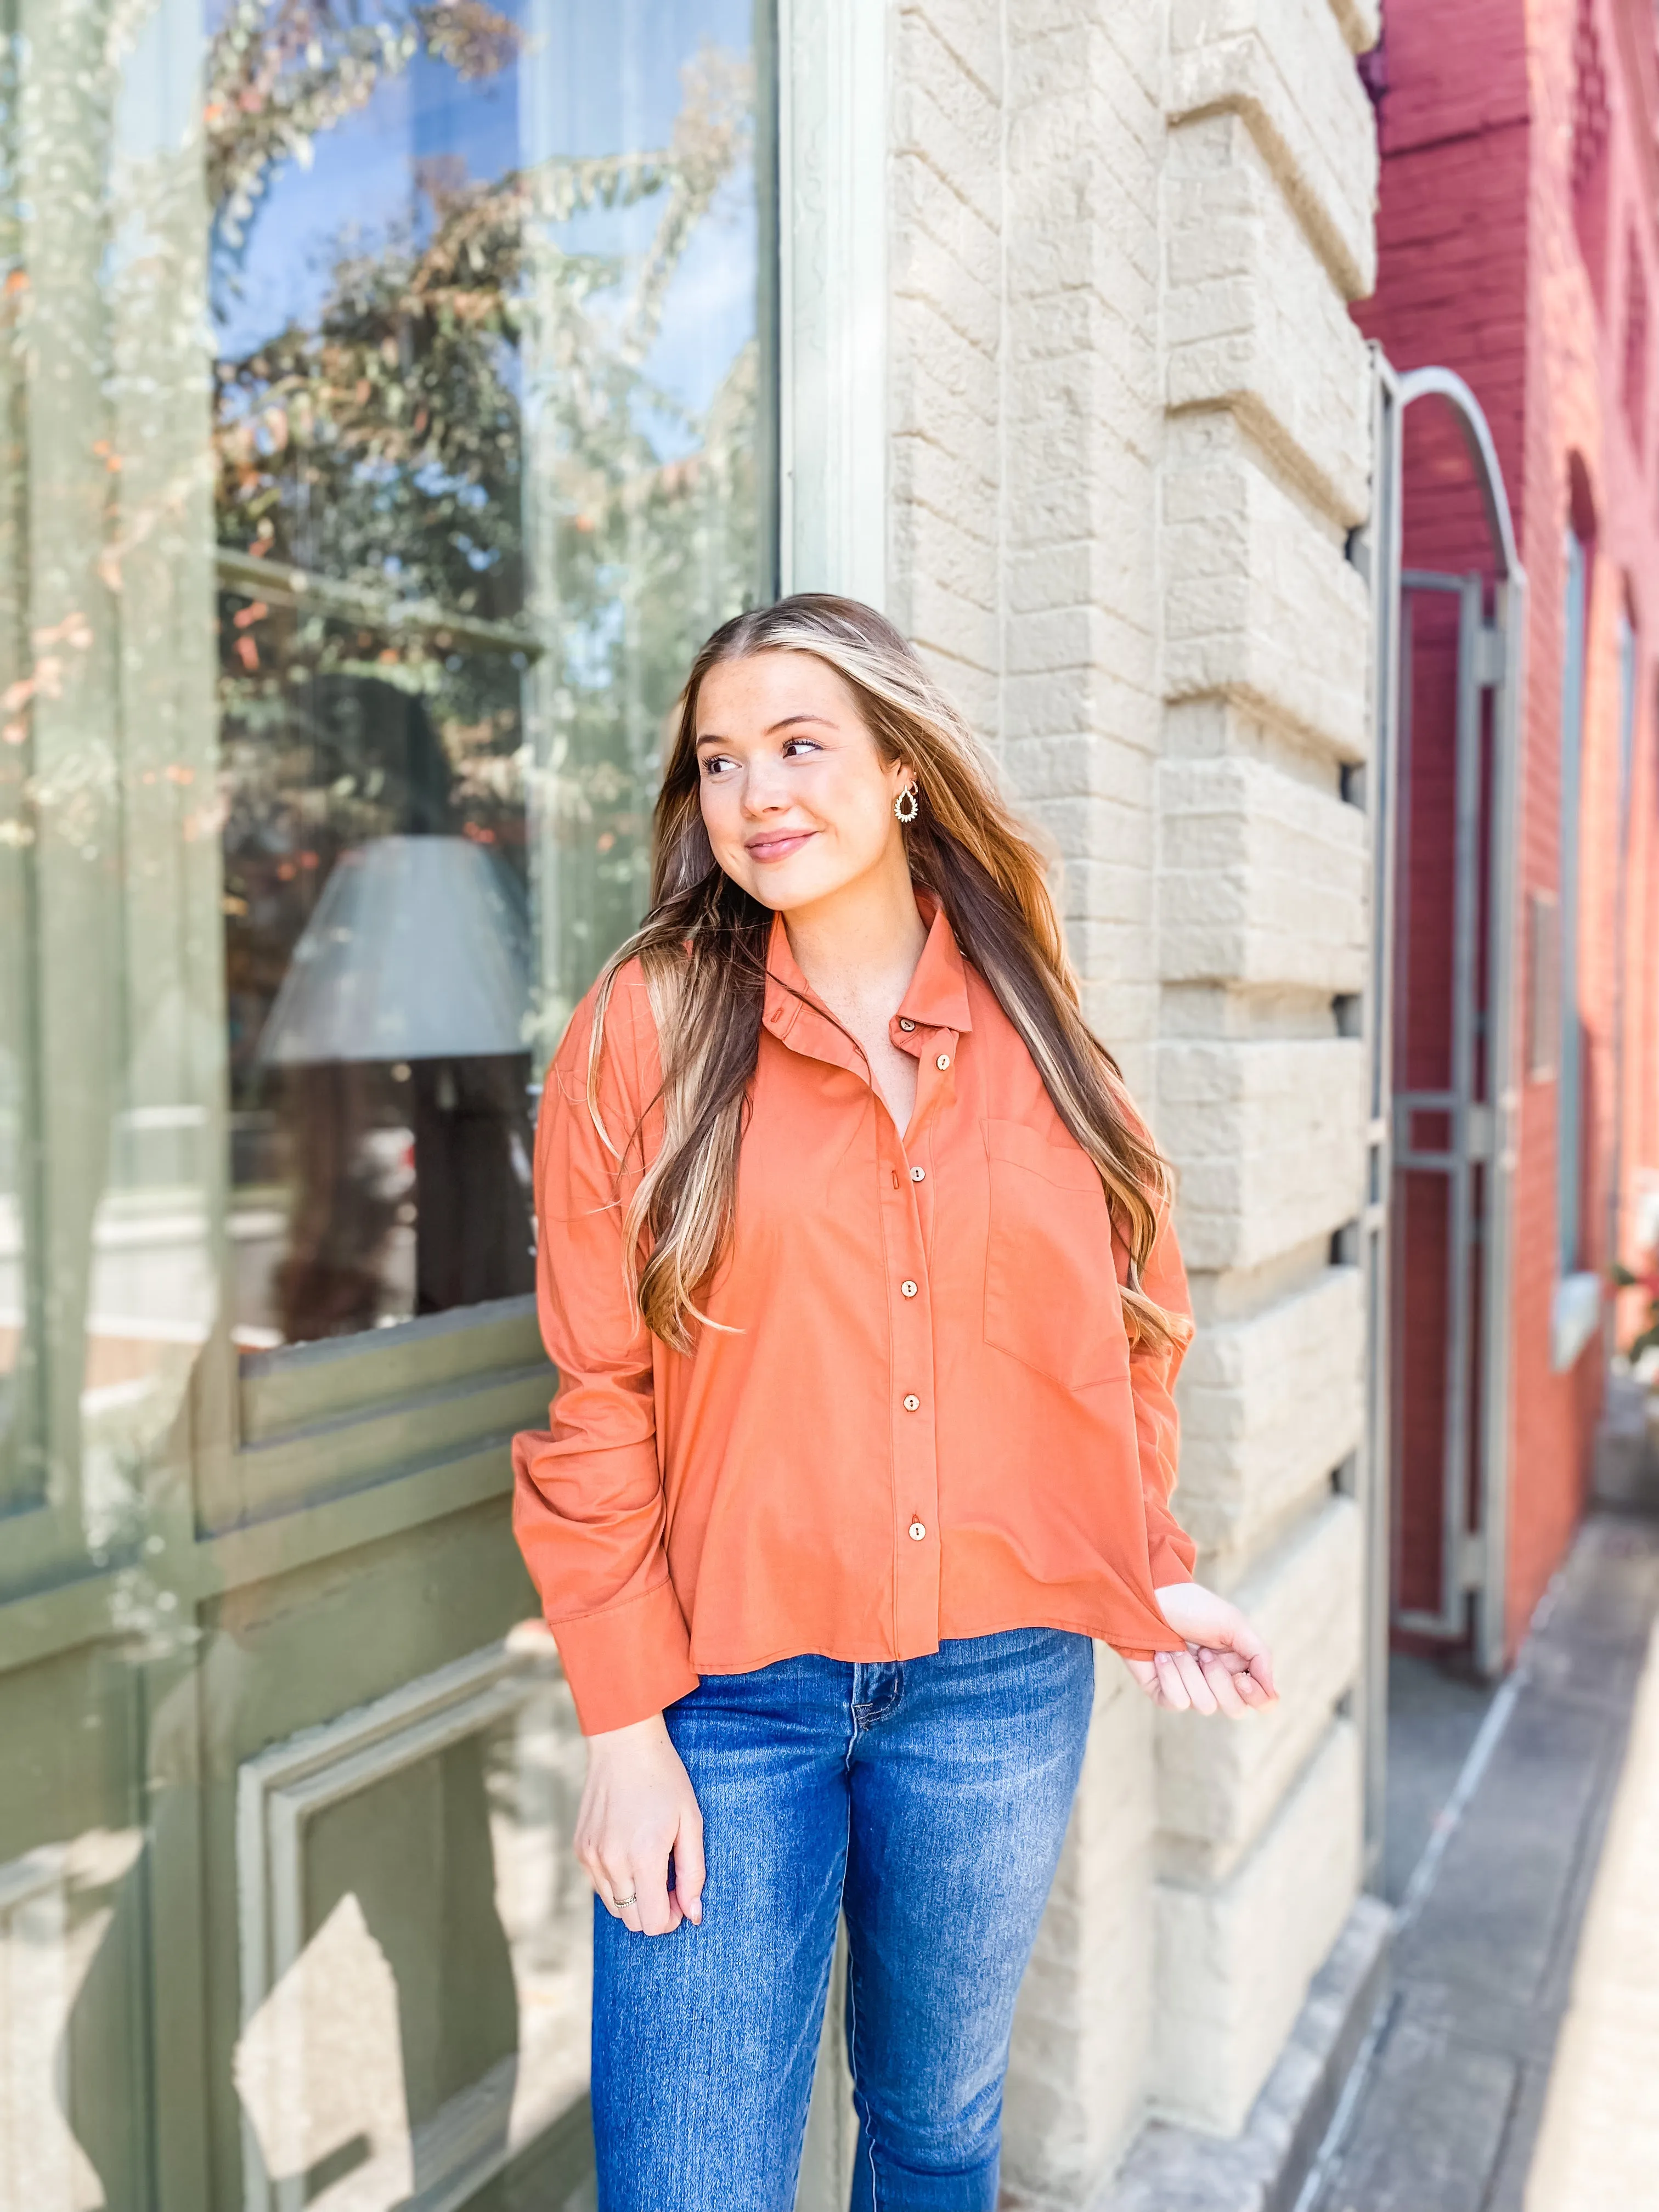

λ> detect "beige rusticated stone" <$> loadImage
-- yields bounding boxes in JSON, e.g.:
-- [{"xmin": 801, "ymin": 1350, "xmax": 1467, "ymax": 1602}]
[
  {"xmin": 1163, "ymin": 412, "xmax": 1370, "ymax": 763},
  {"xmin": 1167, "ymin": 0, "xmax": 1378, "ymax": 299},
  {"xmin": 1157, "ymin": 754, "xmax": 1368, "ymax": 993},
  {"xmin": 898, "ymin": 0, "xmax": 1004, "ymax": 103},
  {"xmin": 893, "ymin": 9, "xmax": 1003, "ymax": 234},
  {"xmin": 887, "ymin": 3, "xmax": 1002, "ymax": 708},
  {"xmin": 1327, "ymin": 0, "xmax": 1381, "ymax": 55},
  {"xmin": 1158, "ymin": 1037, "xmax": 1367, "ymax": 1271},
  {"xmin": 869, "ymin": 2, "xmax": 1379, "ymax": 2194},
  {"xmin": 1163, "ymin": 693, "xmax": 1366, "ymax": 782},
  {"xmin": 1004, "ymin": 1657, "xmax": 1157, "ymax": 2204},
  {"xmin": 1007, "ymin": 365, "xmax": 1159, "ymax": 558},
  {"xmin": 1156, "ymin": 1494, "xmax": 1363, "ymax": 1883},
  {"xmin": 891, "ymin": 236, "xmax": 998, "ymax": 357},
  {"xmin": 999, "ymin": 15, "xmax": 1164, "ymax": 1074},
  {"xmin": 1152, "ymin": 1719, "xmax": 1363, "ymax": 2136},
  {"xmin": 1174, "ymin": 1265, "xmax": 1364, "ymax": 1562},
  {"xmin": 1164, "ymin": 110, "xmax": 1372, "ymax": 526}
]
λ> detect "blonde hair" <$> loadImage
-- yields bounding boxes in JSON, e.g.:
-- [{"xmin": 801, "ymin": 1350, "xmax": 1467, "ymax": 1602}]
[{"xmin": 586, "ymin": 594, "xmax": 1183, "ymax": 1357}]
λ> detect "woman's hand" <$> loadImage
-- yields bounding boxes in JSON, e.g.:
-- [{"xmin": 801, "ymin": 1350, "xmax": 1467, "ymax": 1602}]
[
  {"xmin": 575, "ymin": 1713, "xmax": 706, "ymax": 1937},
  {"xmin": 1122, "ymin": 1582, "xmax": 1279, "ymax": 1716}
]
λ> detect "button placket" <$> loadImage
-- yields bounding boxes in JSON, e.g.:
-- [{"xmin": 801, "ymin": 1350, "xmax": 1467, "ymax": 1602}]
[
  {"xmin": 887, "ymin": 1197, "xmax": 940, "ymax": 1652},
  {"xmin": 885, "ymin": 1028, "xmax": 954, "ymax": 1655}
]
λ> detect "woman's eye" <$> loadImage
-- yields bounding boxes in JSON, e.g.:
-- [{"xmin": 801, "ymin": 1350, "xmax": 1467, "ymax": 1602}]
[
  {"xmin": 699, "ymin": 753, "xmax": 733, "ymax": 776},
  {"xmin": 781, "ymin": 736, "xmax": 821, "ymax": 759}
]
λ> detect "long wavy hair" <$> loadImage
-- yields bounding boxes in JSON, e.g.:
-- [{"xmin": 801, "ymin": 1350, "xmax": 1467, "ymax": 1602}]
[{"xmin": 585, "ymin": 594, "xmax": 1182, "ymax": 1357}]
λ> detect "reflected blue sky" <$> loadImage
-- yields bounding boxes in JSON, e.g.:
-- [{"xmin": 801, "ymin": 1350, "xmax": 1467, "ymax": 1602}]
[{"xmin": 211, "ymin": 0, "xmax": 757, "ymax": 442}]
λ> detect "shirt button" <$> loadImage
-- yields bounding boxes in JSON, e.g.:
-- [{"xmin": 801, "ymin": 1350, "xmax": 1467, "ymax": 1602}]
[
  {"xmin": 899, "ymin": 1018, "xmax": 915, "ymax": 1032},
  {"xmin": 909, "ymin": 1520, "xmax": 927, "ymax": 1542},
  {"xmin": 910, "ymin": 1166, "xmax": 926, "ymax": 1182},
  {"xmin": 902, "ymin": 1394, "xmax": 920, "ymax": 1410},
  {"xmin": 900, "ymin": 1280, "xmax": 918, "ymax": 1298},
  {"xmin": 936, "ymin": 1053, "xmax": 951, "ymax": 1070}
]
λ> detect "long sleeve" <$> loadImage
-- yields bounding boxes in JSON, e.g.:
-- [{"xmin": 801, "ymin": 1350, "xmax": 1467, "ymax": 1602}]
[
  {"xmin": 1118, "ymin": 1194, "xmax": 1198, "ymax": 1594},
  {"xmin": 511, "ymin": 976, "xmax": 701, "ymax": 1735}
]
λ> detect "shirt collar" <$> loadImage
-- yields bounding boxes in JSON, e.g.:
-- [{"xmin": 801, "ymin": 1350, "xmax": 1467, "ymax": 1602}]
[
  {"xmin": 898, "ymin": 894, "xmax": 974, "ymax": 1033},
  {"xmin": 761, "ymin": 893, "xmax": 974, "ymax": 1041}
]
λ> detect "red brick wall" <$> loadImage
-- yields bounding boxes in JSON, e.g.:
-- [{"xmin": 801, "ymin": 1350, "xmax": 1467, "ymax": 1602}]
[{"xmin": 1357, "ymin": 0, "xmax": 1659, "ymax": 1658}]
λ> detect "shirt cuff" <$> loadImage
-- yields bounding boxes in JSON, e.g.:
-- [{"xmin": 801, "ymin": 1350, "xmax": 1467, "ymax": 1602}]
[{"xmin": 549, "ymin": 1577, "xmax": 702, "ymax": 1735}]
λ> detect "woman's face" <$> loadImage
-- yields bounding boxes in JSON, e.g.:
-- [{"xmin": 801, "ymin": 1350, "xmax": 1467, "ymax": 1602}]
[{"xmin": 694, "ymin": 650, "xmax": 913, "ymax": 914}]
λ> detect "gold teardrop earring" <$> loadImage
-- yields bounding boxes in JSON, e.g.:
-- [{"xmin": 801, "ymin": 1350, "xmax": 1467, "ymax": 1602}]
[{"xmin": 895, "ymin": 783, "xmax": 919, "ymax": 823}]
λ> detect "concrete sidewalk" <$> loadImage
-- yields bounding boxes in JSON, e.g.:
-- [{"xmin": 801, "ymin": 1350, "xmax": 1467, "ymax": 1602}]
[
  {"xmin": 1523, "ymin": 1604, "xmax": 1659, "ymax": 2209},
  {"xmin": 1305, "ymin": 1512, "xmax": 1659, "ymax": 2212}
]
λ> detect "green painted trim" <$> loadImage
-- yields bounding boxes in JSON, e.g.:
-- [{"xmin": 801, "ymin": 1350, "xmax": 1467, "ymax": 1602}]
[
  {"xmin": 239, "ymin": 1294, "xmax": 545, "ymax": 1443},
  {"xmin": 143, "ymin": 1655, "xmax": 215, "ymax": 2212},
  {"xmin": 0, "ymin": 1494, "xmax": 95, "ymax": 1605},
  {"xmin": 208, "ymin": 1364, "xmax": 551, "ymax": 1534},
  {"xmin": 465, "ymin": 2092, "xmax": 596, "ymax": 2212},
  {"xmin": 0, "ymin": 1561, "xmax": 124, "ymax": 1673},
  {"xmin": 0, "ymin": 1431, "xmax": 527, "ymax": 1674},
  {"xmin": 199, "ymin": 1435, "xmax": 519, "ymax": 1596}
]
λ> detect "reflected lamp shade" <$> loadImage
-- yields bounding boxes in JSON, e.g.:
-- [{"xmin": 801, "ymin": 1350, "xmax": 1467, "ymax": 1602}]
[{"xmin": 258, "ymin": 835, "xmax": 532, "ymax": 1065}]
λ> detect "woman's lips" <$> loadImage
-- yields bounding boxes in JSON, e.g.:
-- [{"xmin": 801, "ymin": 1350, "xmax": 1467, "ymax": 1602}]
[{"xmin": 744, "ymin": 828, "xmax": 816, "ymax": 862}]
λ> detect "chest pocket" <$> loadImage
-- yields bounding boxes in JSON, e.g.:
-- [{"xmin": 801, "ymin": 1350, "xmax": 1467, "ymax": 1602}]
[{"xmin": 983, "ymin": 1119, "xmax": 1130, "ymax": 1390}]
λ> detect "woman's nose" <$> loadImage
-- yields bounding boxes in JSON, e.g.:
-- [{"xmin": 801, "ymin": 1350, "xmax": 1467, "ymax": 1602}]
[{"xmin": 740, "ymin": 768, "xmax": 789, "ymax": 814}]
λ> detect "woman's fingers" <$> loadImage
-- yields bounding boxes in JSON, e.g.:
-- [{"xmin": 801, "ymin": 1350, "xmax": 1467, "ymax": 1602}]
[
  {"xmin": 596, "ymin": 1854, "xmax": 646, "ymax": 1928},
  {"xmin": 1130, "ymin": 1646, "xmax": 1273, "ymax": 1717},
  {"xmin": 633, "ymin": 1853, "xmax": 681, "ymax": 1938},
  {"xmin": 1196, "ymin": 1649, "xmax": 1249, "ymax": 1717},
  {"xmin": 597, "ymin": 1850, "xmax": 680, "ymax": 1936},
  {"xmin": 1170, "ymin": 1646, "xmax": 1218, "ymax": 1714},
  {"xmin": 592, "ymin": 1862, "xmax": 631, "ymax": 1921},
  {"xmin": 1131, "ymin": 1636, "xmax": 1277, "ymax": 1719},
  {"xmin": 575, "ymin": 1718, "xmax": 707, "ymax": 1939},
  {"xmin": 1153, "ymin": 1648, "xmax": 1190, "ymax": 1710},
  {"xmin": 673, "ymin": 1807, "xmax": 707, "ymax": 1926},
  {"xmin": 604, "ymin": 1865, "xmax": 638, "ymax": 1922},
  {"xmin": 1223, "ymin": 1617, "xmax": 1279, "ymax": 1705}
]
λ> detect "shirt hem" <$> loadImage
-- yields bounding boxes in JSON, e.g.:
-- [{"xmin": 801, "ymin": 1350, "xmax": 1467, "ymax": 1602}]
[{"xmin": 685, "ymin": 1604, "xmax": 1187, "ymax": 1679}]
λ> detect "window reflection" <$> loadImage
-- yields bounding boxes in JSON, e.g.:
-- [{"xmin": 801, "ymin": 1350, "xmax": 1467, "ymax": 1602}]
[
  {"xmin": 231, "ymin": 1641, "xmax": 590, "ymax": 2212},
  {"xmin": 0, "ymin": 1827, "xmax": 146, "ymax": 2212},
  {"xmin": 216, "ymin": 0, "xmax": 770, "ymax": 1347},
  {"xmin": 0, "ymin": 1037, "xmax": 19, "ymax": 1509},
  {"xmin": 0, "ymin": 4, "xmax": 770, "ymax": 2207}
]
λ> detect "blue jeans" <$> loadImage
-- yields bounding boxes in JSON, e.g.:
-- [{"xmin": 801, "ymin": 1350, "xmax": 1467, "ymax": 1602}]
[{"xmin": 590, "ymin": 1628, "xmax": 1094, "ymax": 2211}]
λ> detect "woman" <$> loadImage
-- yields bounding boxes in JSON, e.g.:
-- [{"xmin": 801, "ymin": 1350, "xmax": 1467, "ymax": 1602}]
[{"xmin": 512, "ymin": 595, "xmax": 1277, "ymax": 2211}]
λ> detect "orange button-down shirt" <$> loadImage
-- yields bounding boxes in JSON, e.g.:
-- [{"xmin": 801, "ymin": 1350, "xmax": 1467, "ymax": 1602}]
[{"xmin": 512, "ymin": 903, "xmax": 1197, "ymax": 1735}]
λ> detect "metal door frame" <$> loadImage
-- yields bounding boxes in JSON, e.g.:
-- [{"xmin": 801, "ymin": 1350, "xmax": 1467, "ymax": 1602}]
[{"xmin": 1365, "ymin": 357, "xmax": 1527, "ymax": 1726}]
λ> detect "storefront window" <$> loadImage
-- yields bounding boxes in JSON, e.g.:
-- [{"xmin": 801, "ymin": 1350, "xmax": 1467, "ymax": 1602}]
[
  {"xmin": 217, "ymin": 0, "xmax": 771, "ymax": 1348},
  {"xmin": 0, "ymin": 5, "xmax": 773, "ymax": 2207}
]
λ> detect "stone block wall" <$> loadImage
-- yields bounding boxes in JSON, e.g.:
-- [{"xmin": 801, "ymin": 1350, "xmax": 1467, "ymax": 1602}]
[{"xmin": 884, "ymin": 0, "xmax": 1380, "ymax": 2188}]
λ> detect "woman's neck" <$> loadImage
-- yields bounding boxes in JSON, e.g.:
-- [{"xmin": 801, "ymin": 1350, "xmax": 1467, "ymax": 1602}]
[
  {"xmin": 782, "ymin": 863, "xmax": 929, "ymax": 1135},
  {"xmin": 781, "ymin": 860, "xmax": 929, "ymax": 1017}
]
